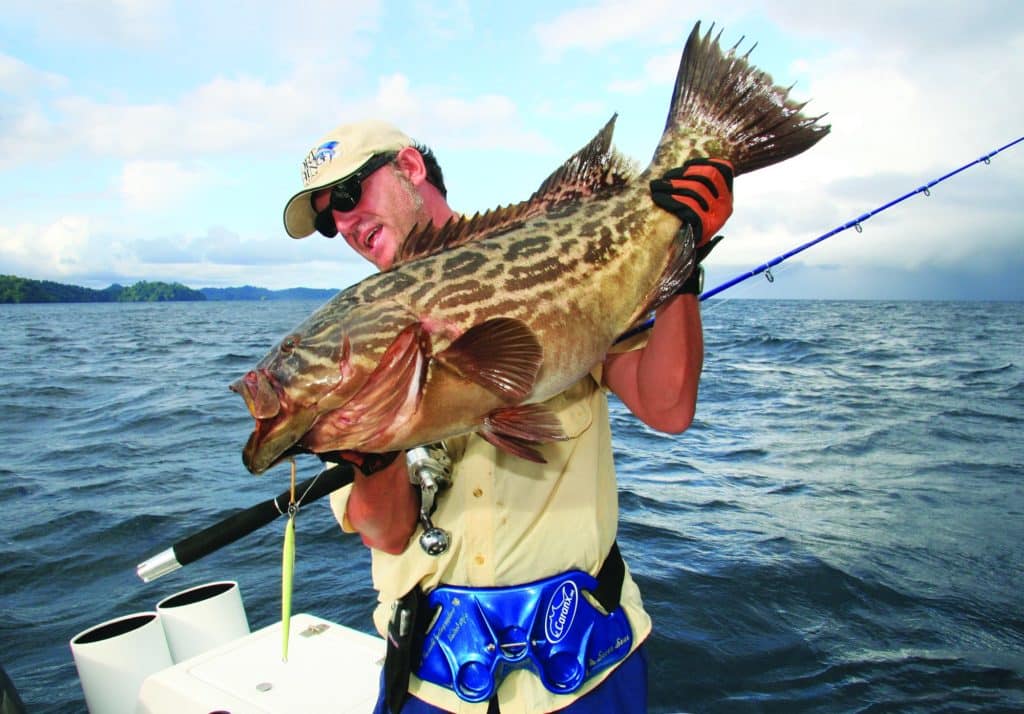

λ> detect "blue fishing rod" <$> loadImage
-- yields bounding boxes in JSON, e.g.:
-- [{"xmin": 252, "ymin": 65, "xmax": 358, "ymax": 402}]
[
  {"xmin": 704, "ymin": 135, "xmax": 1023, "ymax": 300},
  {"xmin": 620, "ymin": 134, "xmax": 1023, "ymax": 341}
]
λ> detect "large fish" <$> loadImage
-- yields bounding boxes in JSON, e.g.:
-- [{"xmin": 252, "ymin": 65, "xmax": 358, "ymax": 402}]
[{"xmin": 232, "ymin": 22, "xmax": 829, "ymax": 474}]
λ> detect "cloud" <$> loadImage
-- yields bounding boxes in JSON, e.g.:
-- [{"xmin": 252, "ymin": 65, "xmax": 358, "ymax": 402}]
[
  {"xmin": 3, "ymin": 0, "xmax": 175, "ymax": 47},
  {"xmin": 0, "ymin": 51, "xmax": 66, "ymax": 95},
  {"xmin": 412, "ymin": 0, "xmax": 473, "ymax": 40},
  {"xmin": 355, "ymin": 73, "xmax": 554, "ymax": 154},
  {"xmin": 0, "ymin": 216, "xmax": 92, "ymax": 277},
  {"xmin": 532, "ymin": 0, "xmax": 717, "ymax": 57},
  {"xmin": 117, "ymin": 160, "xmax": 208, "ymax": 211},
  {"xmin": 42, "ymin": 75, "xmax": 317, "ymax": 162},
  {"xmin": 0, "ymin": 1, "xmax": 386, "ymax": 169},
  {"xmin": 607, "ymin": 50, "xmax": 678, "ymax": 95},
  {"xmin": 0, "ymin": 214, "xmax": 372, "ymax": 290}
]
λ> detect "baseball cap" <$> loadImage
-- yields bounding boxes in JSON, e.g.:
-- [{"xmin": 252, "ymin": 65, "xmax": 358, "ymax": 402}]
[{"xmin": 283, "ymin": 120, "xmax": 413, "ymax": 239}]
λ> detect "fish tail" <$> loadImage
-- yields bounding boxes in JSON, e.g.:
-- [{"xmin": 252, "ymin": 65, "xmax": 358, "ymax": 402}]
[{"xmin": 651, "ymin": 22, "xmax": 830, "ymax": 176}]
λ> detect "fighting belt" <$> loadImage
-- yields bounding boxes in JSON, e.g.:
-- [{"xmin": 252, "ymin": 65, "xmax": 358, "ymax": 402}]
[{"xmin": 412, "ymin": 544, "xmax": 631, "ymax": 703}]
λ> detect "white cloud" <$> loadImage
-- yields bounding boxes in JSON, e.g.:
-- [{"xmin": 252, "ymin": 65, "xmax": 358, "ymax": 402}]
[
  {"xmin": 532, "ymin": 0, "xmax": 721, "ymax": 57},
  {"xmin": 4, "ymin": 0, "xmax": 175, "ymax": 46},
  {"xmin": 0, "ymin": 216, "xmax": 92, "ymax": 277},
  {"xmin": 607, "ymin": 50, "xmax": 678, "ymax": 95},
  {"xmin": 118, "ymin": 160, "xmax": 207, "ymax": 211},
  {"xmin": 357, "ymin": 73, "xmax": 554, "ymax": 153},
  {"xmin": 412, "ymin": 0, "xmax": 473, "ymax": 40},
  {"xmin": 0, "ymin": 52, "xmax": 66, "ymax": 95}
]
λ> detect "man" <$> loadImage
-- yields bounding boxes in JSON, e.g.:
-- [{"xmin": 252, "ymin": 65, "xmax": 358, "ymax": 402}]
[{"xmin": 282, "ymin": 120, "xmax": 733, "ymax": 713}]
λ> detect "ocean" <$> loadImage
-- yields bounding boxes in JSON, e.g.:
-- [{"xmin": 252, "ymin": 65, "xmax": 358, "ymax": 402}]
[{"xmin": 1, "ymin": 299, "xmax": 1022, "ymax": 713}]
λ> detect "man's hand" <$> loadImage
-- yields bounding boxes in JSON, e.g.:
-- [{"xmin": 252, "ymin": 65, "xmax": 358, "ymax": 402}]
[{"xmin": 650, "ymin": 158, "xmax": 734, "ymax": 247}]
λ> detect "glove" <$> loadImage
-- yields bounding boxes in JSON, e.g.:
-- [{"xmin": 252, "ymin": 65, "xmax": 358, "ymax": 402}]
[
  {"xmin": 650, "ymin": 158, "xmax": 734, "ymax": 248},
  {"xmin": 321, "ymin": 449, "xmax": 401, "ymax": 476}
]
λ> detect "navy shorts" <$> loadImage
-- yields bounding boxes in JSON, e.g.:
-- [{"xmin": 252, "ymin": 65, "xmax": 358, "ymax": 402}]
[{"xmin": 374, "ymin": 643, "xmax": 648, "ymax": 713}]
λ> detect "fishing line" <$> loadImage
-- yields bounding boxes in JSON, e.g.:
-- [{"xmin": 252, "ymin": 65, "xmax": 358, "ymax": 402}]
[{"xmin": 620, "ymin": 135, "xmax": 1024, "ymax": 340}]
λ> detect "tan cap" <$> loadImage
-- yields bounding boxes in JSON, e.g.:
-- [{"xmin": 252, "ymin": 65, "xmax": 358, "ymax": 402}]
[{"xmin": 282, "ymin": 120, "xmax": 413, "ymax": 238}]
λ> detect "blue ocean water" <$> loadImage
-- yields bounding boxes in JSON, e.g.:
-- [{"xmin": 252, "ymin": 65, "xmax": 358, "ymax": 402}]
[{"xmin": 1, "ymin": 299, "xmax": 1022, "ymax": 713}]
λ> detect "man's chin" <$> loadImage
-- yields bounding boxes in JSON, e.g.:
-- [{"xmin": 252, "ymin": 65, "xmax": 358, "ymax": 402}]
[{"xmin": 370, "ymin": 243, "xmax": 396, "ymax": 271}]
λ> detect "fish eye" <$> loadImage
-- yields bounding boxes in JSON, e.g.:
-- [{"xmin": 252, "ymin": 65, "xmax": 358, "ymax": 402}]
[{"xmin": 280, "ymin": 334, "xmax": 301, "ymax": 354}]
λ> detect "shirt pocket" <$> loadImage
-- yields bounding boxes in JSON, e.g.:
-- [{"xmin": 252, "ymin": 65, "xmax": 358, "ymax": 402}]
[{"xmin": 545, "ymin": 378, "xmax": 595, "ymax": 440}]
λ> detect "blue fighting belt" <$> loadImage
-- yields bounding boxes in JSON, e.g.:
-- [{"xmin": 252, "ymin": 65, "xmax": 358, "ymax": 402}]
[{"xmin": 414, "ymin": 569, "xmax": 633, "ymax": 702}]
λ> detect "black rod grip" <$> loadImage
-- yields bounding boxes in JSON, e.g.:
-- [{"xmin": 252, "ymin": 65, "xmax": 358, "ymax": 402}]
[{"xmin": 172, "ymin": 463, "xmax": 354, "ymax": 566}]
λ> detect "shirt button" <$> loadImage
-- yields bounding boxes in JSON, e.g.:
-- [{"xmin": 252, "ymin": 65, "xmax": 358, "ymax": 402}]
[
  {"xmin": 472, "ymin": 488, "xmax": 483, "ymax": 498},
  {"xmin": 474, "ymin": 554, "xmax": 485, "ymax": 566}
]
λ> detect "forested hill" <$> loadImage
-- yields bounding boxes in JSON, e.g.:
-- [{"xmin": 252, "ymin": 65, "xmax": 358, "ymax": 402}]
[
  {"xmin": 0, "ymin": 276, "xmax": 204, "ymax": 303},
  {"xmin": 199, "ymin": 286, "xmax": 337, "ymax": 301},
  {"xmin": 0, "ymin": 275, "xmax": 337, "ymax": 303}
]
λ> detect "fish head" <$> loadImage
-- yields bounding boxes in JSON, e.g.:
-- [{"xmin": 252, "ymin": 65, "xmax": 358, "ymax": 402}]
[{"xmin": 231, "ymin": 296, "xmax": 383, "ymax": 474}]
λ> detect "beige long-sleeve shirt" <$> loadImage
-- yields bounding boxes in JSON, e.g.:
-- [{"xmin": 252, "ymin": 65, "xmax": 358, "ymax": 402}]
[{"xmin": 331, "ymin": 373, "xmax": 651, "ymax": 713}]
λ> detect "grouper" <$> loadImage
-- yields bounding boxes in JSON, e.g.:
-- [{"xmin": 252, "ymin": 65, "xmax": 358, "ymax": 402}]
[{"xmin": 231, "ymin": 22, "xmax": 830, "ymax": 474}]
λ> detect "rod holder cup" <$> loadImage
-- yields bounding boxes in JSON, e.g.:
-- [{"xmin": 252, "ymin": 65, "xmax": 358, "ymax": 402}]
[
  {"xmin": 156, "ymin": 580, "xmax": 250, "ymax": 663},
  {"xmin": 70, "ymin": 612, "xmax": 173, "ymax": 714}
]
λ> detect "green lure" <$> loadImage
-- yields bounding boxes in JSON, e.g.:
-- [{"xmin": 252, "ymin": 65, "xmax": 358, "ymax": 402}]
[{"xmin": 281, "ymin": 460, "xmax": 297, "ymax": 662}]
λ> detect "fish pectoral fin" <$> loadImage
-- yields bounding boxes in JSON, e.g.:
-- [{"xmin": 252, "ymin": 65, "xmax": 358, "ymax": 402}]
[
  {"xmin": 435, "ymin": 318, "xmax": 542, "ymax": 402},
  {"xmin": 479, "ymin": 404, "xmax": 568, "ymax": 463}
]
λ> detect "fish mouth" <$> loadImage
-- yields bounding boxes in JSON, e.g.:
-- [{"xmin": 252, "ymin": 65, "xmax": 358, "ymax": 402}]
[
  {"xmin": 231, "ymin": 369, "xmax": 281, "ymax": 419},
  {"xmin": 230, "ymin": 370, "xmax": 317, "ymax": 475}
]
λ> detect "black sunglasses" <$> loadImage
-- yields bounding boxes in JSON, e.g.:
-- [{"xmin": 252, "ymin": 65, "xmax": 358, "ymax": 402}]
[{"xmin": 312, "ymin": 152, "xmax": 397, "ymax": 237}]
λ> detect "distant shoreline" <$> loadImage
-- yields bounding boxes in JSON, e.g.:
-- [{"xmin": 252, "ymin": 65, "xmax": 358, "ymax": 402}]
[{"xmin": 0, "ymin": 275, "xmax": 337, "ymax": 303}]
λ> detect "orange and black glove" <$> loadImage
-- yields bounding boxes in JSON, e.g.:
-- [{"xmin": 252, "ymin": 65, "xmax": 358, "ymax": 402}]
[{"xmin": 650, "ymin": 157, "xmax": 734, "ymax": 294}]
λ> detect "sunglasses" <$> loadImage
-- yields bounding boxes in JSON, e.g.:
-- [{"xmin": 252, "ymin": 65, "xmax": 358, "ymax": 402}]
[{"xmin": 312, "ymin": 152, "xmax": 397, "ymax": 237}]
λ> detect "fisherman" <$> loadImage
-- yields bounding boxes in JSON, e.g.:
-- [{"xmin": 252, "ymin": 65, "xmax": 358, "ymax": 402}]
[{"xmin": 281, "ymin": 119, "xmax": 733, "ymax": 713}]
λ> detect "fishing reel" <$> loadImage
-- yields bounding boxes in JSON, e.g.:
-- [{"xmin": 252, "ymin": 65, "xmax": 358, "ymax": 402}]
[{"xmin": 405, "ymin": 443, "xmax": 453, "ymax": 556}]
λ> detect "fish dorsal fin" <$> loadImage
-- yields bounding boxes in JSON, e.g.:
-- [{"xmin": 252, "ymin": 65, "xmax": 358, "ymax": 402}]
[
  {"xmin": 390, "ymin": 114, "xmax": 637, "ymax": 268},
  {"xmin": 435, "ymin": 317, "xmax": 542, "ymax": 403},
  {"xmin": 527, "ymin": 113, "xmax": 635, "ymax": 209}
]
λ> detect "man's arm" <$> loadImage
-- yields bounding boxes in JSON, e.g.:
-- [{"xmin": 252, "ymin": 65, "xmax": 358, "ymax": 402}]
[
  {"xmin": 604, "ymin": 293, "xmax": 703, "ymax": 433},
  {"xmin": 342, "ymin": 455, "xmax": 419, "ymax": 554},
  {"xmin": 604, "ymin": 158, "xmax": 733, "ymax": 433}
]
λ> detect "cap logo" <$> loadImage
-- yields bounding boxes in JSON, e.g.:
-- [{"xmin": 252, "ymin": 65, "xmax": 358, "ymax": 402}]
[{"xmin": 301, "ymin": 140, "xmax": 339, "ymax": 186}]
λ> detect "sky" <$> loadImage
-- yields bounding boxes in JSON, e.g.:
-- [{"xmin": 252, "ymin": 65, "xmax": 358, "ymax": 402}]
[{"xmin": 1, "ymin": 0, "xmax": 1022, "ymax": 300}]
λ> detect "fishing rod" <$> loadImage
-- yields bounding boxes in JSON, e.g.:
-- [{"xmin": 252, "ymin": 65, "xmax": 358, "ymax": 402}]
[
  {"xmin": 620, "ymin": 135, "xmax": 1024, "ymax": 340},
  {"xmin": 705, "ymin": 135, "xmax": 1023, "ymax": 299},
  {"xmin": 136, "ymin": 462, "xmax": 353, "ymax": 582}
]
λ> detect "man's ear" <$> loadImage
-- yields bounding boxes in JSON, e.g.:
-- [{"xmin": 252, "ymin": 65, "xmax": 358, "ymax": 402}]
[{"xmin": 394, "ymin": 146, "xmax": 428, "ymax": 186}]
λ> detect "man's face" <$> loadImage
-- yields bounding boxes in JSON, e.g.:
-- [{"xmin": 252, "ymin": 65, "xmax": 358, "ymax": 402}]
[{"xmin": 312, "ymin": 160, "xmax": 426, "ymax": 271}]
